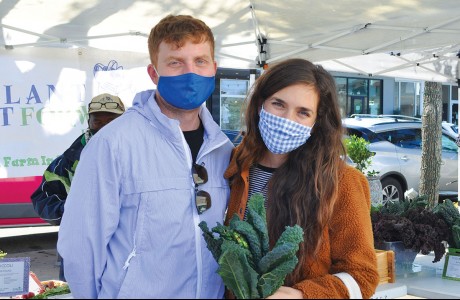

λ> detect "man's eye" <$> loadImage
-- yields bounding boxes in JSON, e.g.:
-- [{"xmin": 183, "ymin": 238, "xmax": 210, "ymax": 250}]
[{"xmin": 196, "ymin": 59, "xmax": 207, "ymax": 65}]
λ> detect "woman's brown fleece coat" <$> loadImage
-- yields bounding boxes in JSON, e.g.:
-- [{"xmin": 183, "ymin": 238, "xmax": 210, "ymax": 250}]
[{"xmin": 224, "ymin": 149, "xmax": 380, "ymax": 299}]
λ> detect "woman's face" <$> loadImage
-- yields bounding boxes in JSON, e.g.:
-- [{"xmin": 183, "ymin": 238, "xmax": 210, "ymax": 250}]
[{"xmin": 263, "ymin": 83, "xmax": 319, "ymax": 127}]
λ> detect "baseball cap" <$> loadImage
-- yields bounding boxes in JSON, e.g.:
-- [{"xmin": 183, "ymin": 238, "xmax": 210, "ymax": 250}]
[{"xmin": 88, "ymin": 93, "xmax": 125, "ymax": 115}]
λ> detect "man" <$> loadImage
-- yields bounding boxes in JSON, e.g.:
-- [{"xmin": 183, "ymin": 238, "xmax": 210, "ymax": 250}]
[
  {"xmin": 31, "ymin": 93, "xmax": 125, "ymax": 280},
  {"xmin": 57, "ymin": 15, "xmax": 234, "ymax": 298}
]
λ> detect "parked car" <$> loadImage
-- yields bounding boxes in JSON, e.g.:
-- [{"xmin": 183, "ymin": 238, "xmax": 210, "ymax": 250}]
[
  {"xmin": 0, "ymin": 176, "xmax": 47, "ymax": 228},
  {"xmin": 442, "ymin": 121, "xmax": 458, "ymax": 139},
  {"xmin": 343, "ymin": 114, "xmax": 458, "ymax": 205},
  {"xmin": 223, "ymin": 129, "xmax": 243, "ymax": 146}
]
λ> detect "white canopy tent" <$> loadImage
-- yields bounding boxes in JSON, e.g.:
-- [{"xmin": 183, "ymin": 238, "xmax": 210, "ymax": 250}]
[{"xmin": 1, "ymin": 0, "xmax": 459, "ymax": 82}]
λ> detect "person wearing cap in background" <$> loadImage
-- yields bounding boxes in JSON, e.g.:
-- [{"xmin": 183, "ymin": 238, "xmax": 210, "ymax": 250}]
[{"xmin": 30, "ymin": 93, "xmax": 125, "ymax": 281}]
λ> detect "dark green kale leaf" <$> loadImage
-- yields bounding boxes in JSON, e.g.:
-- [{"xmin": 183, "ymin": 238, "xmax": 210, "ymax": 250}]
[
  {"xmin": 218, "ymin": 239, "xmax": 259, "ymax": 299},
  {"xmin": 199, "ymin": 193, "xmax": 304, "ymax": 299}
]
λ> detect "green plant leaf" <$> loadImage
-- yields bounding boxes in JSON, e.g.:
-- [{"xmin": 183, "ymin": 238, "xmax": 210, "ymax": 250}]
[
  {"xmin": 452, "ymin": 224, "xmax": 460, "ymax": 249},
  {"xmin": 258, "ymin": 242, "xmax": 299, "ymax": 274},
  {"xmin": 344, "ymin": 135, "xmax": 374, "ymax": 173},
  {"xmin": 199, "ymin": 193, "xmax": 304, "ymax": 299},
  {"xmin": 258, "ymin": 256, "xmax": 298, "ymax": 298},
  {"xmin": 229, "ymin": 214, "xmax": 263, "ymax": 270},
  {"xmin": 198, "ymin": 221, "xmax": 223, "ymax": 262},
  {"xmin": 218, "ymin": 240, "xmax": 260, "ymax": 299},
  {"xmin": 246, "ymin": 193, "xmax": 270, "ymax": 256}
]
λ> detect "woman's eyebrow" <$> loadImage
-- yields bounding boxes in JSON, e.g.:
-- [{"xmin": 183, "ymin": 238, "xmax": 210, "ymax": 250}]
[
  {"xmin": 270, "ymin": 97, "xmax": 314, "ymax": 112},
  {"xmin": 270, "ymin": 97, "xmax": 285, "ymax": 103}
]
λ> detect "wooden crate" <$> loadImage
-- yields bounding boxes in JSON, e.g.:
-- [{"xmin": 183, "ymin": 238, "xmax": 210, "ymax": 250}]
[{"xmin": 375, "ymin": 249, "xmax": 395, "ymax": 284}]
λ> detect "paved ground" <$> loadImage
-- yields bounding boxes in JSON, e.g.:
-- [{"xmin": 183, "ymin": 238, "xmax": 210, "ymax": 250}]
[{"xmin": 0, "ymin": 226, "xmax": 60, "ymax": 281}]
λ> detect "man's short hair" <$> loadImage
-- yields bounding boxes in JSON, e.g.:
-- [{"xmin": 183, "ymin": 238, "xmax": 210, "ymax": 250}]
[
  {"xmin": 88, "ymin": 93, "xmax": 125, "ymax": 115},
  {"xmin": 148, "ymin": 15, "xmax": 215, "ymax": 65}
]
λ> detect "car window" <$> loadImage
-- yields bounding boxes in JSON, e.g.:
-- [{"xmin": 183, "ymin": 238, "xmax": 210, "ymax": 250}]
[
  {"xmin": 346, "ymin": 128, "xmax": 365, "ymax": 139},
  {"xmin": 344, "ymin": 127, "xmax": 381, "ymax": 143},
  {"xmin": 378, "ymin": 128, "xmax": 421, "ymax": 149},
  {"xmin": 442, "ymin": 134, "xmax": 458, "ymax": 153}
]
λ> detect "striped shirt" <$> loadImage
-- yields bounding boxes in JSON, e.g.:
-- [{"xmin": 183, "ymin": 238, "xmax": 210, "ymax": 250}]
[{"xmin": 245, "ymin": 164, "xmax": 276, "ymax": 220}]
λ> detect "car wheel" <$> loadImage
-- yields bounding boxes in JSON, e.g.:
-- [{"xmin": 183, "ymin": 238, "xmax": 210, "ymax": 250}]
[{"xmin": 381, "ymin": 177, "xmax": 403, "ymax": 205}]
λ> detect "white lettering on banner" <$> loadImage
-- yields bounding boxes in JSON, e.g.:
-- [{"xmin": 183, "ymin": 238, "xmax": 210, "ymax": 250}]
[{"xmin": 0, "ymin": 47, "xmax": 152, "ymax": 178}]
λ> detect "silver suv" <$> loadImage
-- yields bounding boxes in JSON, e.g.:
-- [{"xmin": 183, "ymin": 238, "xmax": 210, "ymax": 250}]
[{"xmin": 342, "ymin": 115, "xmax": 458, "ymax": 204}]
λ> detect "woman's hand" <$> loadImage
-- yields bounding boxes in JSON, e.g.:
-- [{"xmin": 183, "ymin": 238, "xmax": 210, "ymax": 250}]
[{"xmin": 266, "ymin": 286, "xmax": 303, "ymax": 299}]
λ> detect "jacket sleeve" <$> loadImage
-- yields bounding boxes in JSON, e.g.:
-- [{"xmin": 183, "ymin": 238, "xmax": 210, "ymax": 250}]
[
  {"xmin": 57, "ymin": 135, "xmax": 121, "ymax": 299},
  {"xmin": 30, "ymin": 155, "xmax": 69, "ymax": 225},
  {"xmin": 293, "ymin": 166, "xmax": 379, "ymax": 299}
]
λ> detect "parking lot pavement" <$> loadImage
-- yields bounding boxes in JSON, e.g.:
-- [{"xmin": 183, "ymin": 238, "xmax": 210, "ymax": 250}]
[
  {"xmin": 0, "ymin": 226, "xmax": 60, "ymax": 281},
  {"xmin": 6, "ymin": 248, "xmax": 60, "ymax": 281}
]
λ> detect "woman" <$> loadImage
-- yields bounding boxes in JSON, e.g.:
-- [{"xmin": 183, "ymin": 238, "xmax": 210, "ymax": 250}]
[{"xmin": 224, "ymin": 58, "xmax": 379, "ymax": 298}]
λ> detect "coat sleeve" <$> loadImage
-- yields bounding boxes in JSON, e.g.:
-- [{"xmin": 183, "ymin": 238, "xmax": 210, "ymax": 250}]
[
  {"xmin": 293, "ymin": 166, "xmax": 379, "ymax": 299},
  {"xmin": 30, "ymin": 155, "xmax": 69, "ymax": 225},
  {"xmin": 57, "ymin": 135, "xmax": 122, "ymax": 299}
]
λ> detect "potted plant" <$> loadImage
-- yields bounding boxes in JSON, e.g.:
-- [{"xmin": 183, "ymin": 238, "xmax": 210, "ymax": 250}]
[
  {"xmin": 371, "ymin": 195, "xmax": 453, "ymax": 274},
  {"xmin": 433, "ymin": 198, "xmax": 460, "ymax": 254},
  {"xmin": 344, "ymin": 135, "xmax": 381, "ymax": 205}
]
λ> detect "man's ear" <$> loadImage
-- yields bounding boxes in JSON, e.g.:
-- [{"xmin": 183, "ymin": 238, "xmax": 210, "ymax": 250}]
[{"xmin": 147, "ymin": 64, "xmax": 159, "ymax": 85}]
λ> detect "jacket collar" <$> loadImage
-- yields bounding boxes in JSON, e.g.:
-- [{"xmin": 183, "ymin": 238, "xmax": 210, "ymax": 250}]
[{"xmin": 129, "ymin": 89, "xmax": 230, "ymax": 147}]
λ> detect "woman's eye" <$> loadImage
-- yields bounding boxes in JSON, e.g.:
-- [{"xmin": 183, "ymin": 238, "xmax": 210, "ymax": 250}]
[{"xmin": 299, "ymin": 111, "xmax": 310, "ymax": 117}]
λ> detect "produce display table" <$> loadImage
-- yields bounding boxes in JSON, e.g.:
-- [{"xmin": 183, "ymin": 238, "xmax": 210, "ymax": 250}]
[
  {"xmin": 372, "ymin": 282, "xmax": 408, "ymax": 298},
  {"xmin": 396, "ymin": 253, "xmax": 460, "ymax": 299},
  {"xmin": 372, "ymin": 252, "xmax": 460, "ymax": 299},
  {"xmin": 372, "ymin": 254, "xmax": 460, "ymax": 299}
]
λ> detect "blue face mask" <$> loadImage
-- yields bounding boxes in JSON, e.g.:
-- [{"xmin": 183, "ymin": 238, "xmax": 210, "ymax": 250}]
[{"xmin": 156, "ymin": 69, "xmax": 215, "ymax": 110}]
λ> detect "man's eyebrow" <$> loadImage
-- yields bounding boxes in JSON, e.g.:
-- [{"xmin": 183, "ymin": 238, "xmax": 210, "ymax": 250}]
[
  {"xmin": 164, "ymin": 55, "xmax": 183, "ymax": 61},
  {"xmin": 194, "ymin": 54, "xmax": 212, "ymax": 60},
  {"xmin": 164, "ymin": 54, "xmax": 211, "ymax": 61}
]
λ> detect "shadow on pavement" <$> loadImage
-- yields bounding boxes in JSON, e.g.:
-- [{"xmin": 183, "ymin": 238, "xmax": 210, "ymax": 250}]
[{"xmin": 0, "ymin": 232, "xmax": 60, "ymax": 281}]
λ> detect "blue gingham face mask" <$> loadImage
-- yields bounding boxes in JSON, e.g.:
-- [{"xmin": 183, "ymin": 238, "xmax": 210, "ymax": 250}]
[{"xmin": 258, "ymin": 105, "xmax": 313, "ymax": 154}]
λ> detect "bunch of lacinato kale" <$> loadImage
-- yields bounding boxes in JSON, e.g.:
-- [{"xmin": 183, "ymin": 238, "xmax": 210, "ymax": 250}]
[{"xmin": 199, "ymin": 193, "xmax": 304, "ymax": 299}]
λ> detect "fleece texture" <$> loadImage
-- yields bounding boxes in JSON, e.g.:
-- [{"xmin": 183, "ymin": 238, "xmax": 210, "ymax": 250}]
[{"xmin": 224, "ymin": 148, "xmax": 379, "ymax": 299}]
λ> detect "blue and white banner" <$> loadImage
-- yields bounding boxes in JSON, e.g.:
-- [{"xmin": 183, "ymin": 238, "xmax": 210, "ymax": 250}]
[{"xmin": 0, "ymin": 47, "xmax": 152, "ymax": 178}]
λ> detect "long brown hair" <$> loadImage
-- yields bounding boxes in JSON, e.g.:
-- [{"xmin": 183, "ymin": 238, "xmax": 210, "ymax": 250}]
[{"xmin": 234, "ymin": 58, "xmax": 346, "ymax": 285}]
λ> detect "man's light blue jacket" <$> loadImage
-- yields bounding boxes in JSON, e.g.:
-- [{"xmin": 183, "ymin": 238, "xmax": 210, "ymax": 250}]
[{"xmin": 57, "ymin": 90, "xmax": 234, "ymax": 298}]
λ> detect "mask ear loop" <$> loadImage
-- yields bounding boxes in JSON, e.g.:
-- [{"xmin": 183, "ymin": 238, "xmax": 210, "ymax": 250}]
[{"xmin": 151, "ymin": 65, "xmax": 160, "ymax": 79}]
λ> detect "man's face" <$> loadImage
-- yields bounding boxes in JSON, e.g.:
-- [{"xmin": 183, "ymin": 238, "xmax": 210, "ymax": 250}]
[
  {"xmin": 148, "ymin": 40, "xmax": 217, "ymax": 83},
  {"xmin": 88, "ymin": 112, "xmax": 120, "ymax": 133}
]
